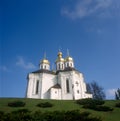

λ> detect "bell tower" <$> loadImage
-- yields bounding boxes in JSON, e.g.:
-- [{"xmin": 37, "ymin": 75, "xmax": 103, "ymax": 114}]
[
  {"xmin": 55, "ymin": 51, "xmax": 65, "ymax": 71},
  {"xmin": 39, "ymin": 53, "xmax": 50, "ymax": 70},
  {"xmin": 65, "ymin": 50, "xmax": 74, "ymax": 68}
]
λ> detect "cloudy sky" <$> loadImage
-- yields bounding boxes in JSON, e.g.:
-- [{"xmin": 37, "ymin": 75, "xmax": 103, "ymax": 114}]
[{"xmin": 1, "ymin": 0, "xmax": 120, "ymax": 99}]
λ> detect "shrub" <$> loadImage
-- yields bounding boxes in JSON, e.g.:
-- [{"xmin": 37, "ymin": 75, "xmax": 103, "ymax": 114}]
[
  {"xmin": 83, "ymin": 103, "xmax": 96, "ymax": 109},
  {"xmin": 2, "ymin": 109, "xmax": 102, "ymax": 121},
  {"xmin": 115, "ymin": 102, "xmax": 120, "ymax": 108},
  {"xmin": 5, "ymin": 109, "xmax": 32, "ymax": 121},
  {"xmin": 83, "ymin": 104, "xmax": 113, "ymax": 112},
  {"xmin": 33, "ymin": 110, "xmax": 102, "ymax": 121},
  {"xmin": 95, "ymin": 105, "xmax": 113, "ymax": 111},
  {"xmin": 8, "ymin": 100, "xmax": 25, "ymax": 107},
  {"xmin": 0, "ymin": 111, "xmax": 5, "ymax": 121},
  {"xmin": 37, "ymin": 102, "xmax": 53, "ymax": 108},
  {"xmin": 12, "ymin": 109, "xmax": 30, "ymax": 113},
  {"xmin": 76, "ymin": 98, "xmax": 105, "ymax": 106},
  {"xmin": 77, "ymin": 99, "xmax": 113, "ymax": 112},
  {"xmin": 64, "ymin": 110, "xmax": 92, "ymax": 121},
  {"xmin": 76, "ymin": 98, "xmax": 92, "ymax": 105}
]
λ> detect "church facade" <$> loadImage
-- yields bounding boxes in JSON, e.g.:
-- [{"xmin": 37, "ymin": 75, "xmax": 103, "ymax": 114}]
[{"xmin": 26, "ymin": 51, "xmax": 92, "ymax": 100}]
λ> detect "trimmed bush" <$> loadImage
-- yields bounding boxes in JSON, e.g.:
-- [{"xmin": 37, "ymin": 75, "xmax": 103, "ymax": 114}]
[
  {"xmin": 12, "ymin": 109, "xmax": 30, "ymax": 113},
  {"xmin": 8, "ymin": 100, "xmax": 25, "ymax": 107},
  {"xmin": 76, "ymin": 98, "xmax": 105, "ymax": 105},
  {"xmin": 0, "ymin": 111, "xmax": 4, "ymax": 116},
  {"xmin": 115, "ymin": 102, "xmax": 120, "ymax": 108},
  {"xmin": 95, "ymin": 105, "xmax": 113, "ymax": 111},
  {"xmin": 76, "ymin": 98, "xmax": 113, "ymax": 112},
  {"xmin": 5, "ymin": 109, "xmax": 32, "ymax": 121},
  {"xmin": 0, "ymin": 111, "xmax": 5, "ymax": 121},
  {"xmin": 1, "ymin": 109, "xmax": 102, "ymax": 121},
  {"xmin": 37, "ymin": 102, "xmax": 53, "ymax": 108},
  {"xmin": 83, "ymin": 103, "xmax": 96, "ymax": 109},
  {"xmin": 83, "ymin": 104, "xmax": 113, "ymax": 111},
  {"xmin": 33, "ymin": 110, "xmax": 102, "ymax": 121},
  {"xmin": 64, "ymin": 110, "xmax": 92, "ymax": 121}
]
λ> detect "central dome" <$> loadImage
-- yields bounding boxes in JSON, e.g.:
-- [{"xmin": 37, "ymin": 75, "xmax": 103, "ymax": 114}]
[{"xmin": 56, "ymin": 51, "xmax": 64, "ymax": 63}]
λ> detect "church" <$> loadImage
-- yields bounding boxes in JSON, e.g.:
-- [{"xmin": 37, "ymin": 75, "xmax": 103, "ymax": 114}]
[{"xmin": 26, "ymin": 51, "xmax": 92, "ymax": 100}]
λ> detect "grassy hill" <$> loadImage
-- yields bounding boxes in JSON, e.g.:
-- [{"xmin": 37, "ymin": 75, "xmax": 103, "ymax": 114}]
[{"xmin": 0, "ymin": 98, "xmax": 120, "ymax": 121}]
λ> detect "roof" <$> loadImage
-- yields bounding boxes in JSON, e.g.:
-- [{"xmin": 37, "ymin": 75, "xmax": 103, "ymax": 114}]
[
  {"xmin": 51, "ymin": 84, "xmax": 61, "ymax": 89},
  {"xmin": 56, "ymin": 67, "xmax": 79, "ymax": 74},
  {"xmin": 32, "ymin": 69, "xmax": 56, "ymax": 75},
  {"xmin": 31, "ymin": 67, "xmax": 80, "ymax": 75}
]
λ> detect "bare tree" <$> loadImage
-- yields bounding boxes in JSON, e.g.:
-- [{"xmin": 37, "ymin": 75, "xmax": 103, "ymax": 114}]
[
  {"xmin": 115, "ymin": 88, "xmax": 120, "ymax": 100},
  {"xmin": 86, "ymin": 81, "xmax": 106, "ymax": 100}
]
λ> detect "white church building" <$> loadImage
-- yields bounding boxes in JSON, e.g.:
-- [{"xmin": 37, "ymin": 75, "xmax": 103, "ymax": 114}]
[{"xmin": 26, "ymin": 51, "xmax": 92, "ymax": 100}]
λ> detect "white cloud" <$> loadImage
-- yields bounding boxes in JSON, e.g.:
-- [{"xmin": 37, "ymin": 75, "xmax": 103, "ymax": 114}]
[
  {"xmin": 0, "ymin": 66, "xmax": 9, "ymax": 72},
  {"xmin": 16, "ymin": 56, "xmax": 36, "ymax": 70},
  {"xmin": 106, "ymin": 88, "xmax": 117, "ymax": 99},
  {"xmin": 61, "ymin": 0, "xmax": 120, "ymax": 19}
]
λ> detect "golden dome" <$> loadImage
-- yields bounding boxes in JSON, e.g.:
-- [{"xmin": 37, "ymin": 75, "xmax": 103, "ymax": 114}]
[
  {"xmin": 65, "ymin": 56, "xmax": 73, "ymax": 62},
  {"xmin": 58, "ymin": 51, "xmax": 62, "ymax": 57},
  {"xmin": 56, "ymin": 58, "xmax": 64, "ymax": 63},
  {"xmin": 56, "ymin": 51, "xmax": 64, "ymax": 63},
  {"xmin": 40, "ymin": 59, "xmax": 50, "ymax": 65}
]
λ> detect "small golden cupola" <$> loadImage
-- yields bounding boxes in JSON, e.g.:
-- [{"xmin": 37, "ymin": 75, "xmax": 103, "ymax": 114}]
[
  {"xmin": 65, "ymin": 50, "xmax": 74, "ymax": 68},
  {"xmin": 56, "ymin": 51, "xmax": 65, "ymax": 70},
  {"xmin": 40, "ymin": 53, "xmax": 50, "ymax": 70}
]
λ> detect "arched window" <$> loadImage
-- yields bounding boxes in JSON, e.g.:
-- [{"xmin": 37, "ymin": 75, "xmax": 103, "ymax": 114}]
[
  {"xmin": 67, "ymin": 63, "xmax": 69, "ymax": 67},
  {"xmin": 58, "ymin": 63, "xmax": 60, "ymax": 69},
  {"xmin": 41, "ymin": 65, "xmax": 43, "ymax": 69},
  {"xmin": 77, "ymin": 90, "xmax": 79, "ymax": 94},
  {"xmin": 44, "ymin": 65, "xmax": 46, "ymax": 69},
  {"xmin": 36, "ymin": 80, "xmax": 39, "ymax": 94},
  {"xmin": 66, "ymin": 79, "xmax": 70, "ymax": 93},
  {"xmin": 62, "ymin": 64, "xmax": 64, "ymax": 69}
]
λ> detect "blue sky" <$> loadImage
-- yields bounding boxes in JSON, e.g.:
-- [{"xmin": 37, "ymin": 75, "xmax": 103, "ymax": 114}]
[{"xmin": 1, "ymin": 0, "xmax": 120, "ymax": 99}]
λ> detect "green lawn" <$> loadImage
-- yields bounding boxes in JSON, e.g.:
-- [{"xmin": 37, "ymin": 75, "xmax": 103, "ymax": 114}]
[{"xmin": 0, "ymin": 98, "xmax": 120, "ymax": 121}]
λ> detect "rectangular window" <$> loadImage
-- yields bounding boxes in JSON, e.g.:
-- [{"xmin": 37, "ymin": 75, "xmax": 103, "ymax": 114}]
[
  {"xmin": 41, "ymin": 65, "xmax": 43, "ymax": 69},
  {"xmin": 67, "ymin": 63, "xmax": 69, "ymax": 67},
  {"xmin": 62, "ymin": 64, "xmax": 64, "ymax": 69},
  {"xmin": 36, "ymin": 80, "xmax": 39, "ymax": 94},
  {"xmin": 44, "ymin": 65, "xmax": 46, "ymax": 69},
  {"xmin": 66, "ymin": 79, "xmax": 70, "ymax": 93},
  {"xmin": 58, "ymin": 63, "xmax": 60, "ymax": 69},
  {"xmin": 77, "ymin": 90, "xmax": 79, "ymax": 94}
]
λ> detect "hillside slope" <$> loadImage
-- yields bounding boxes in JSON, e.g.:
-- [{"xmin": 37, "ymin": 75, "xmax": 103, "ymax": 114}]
[{"xmin": 0, "ymin": 98, "xmax": 120, "ymax": 121}]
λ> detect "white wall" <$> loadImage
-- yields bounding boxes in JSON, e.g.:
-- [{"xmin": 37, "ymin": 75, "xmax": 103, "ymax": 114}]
[
  {"xmin": 41, "ymin": 73, "xmax": 56, "ymax": 99},
  {"xmin": 57, "ymin": 70, "xmax": 92, "ymax": 100},
  {"xmin": 58, "ymin": 72, "xmax": 74, "ymax": 100},
  {"xmin": 50, "ymin": 88, "xmax": 61, "ymax": 100},
  {"xmin": 26, "ymin": 73, "xmax": 35, "ymax": 98},
  {"xmin": 26, "ymin": 70, "xmax": 92, "ymax": 100}
]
